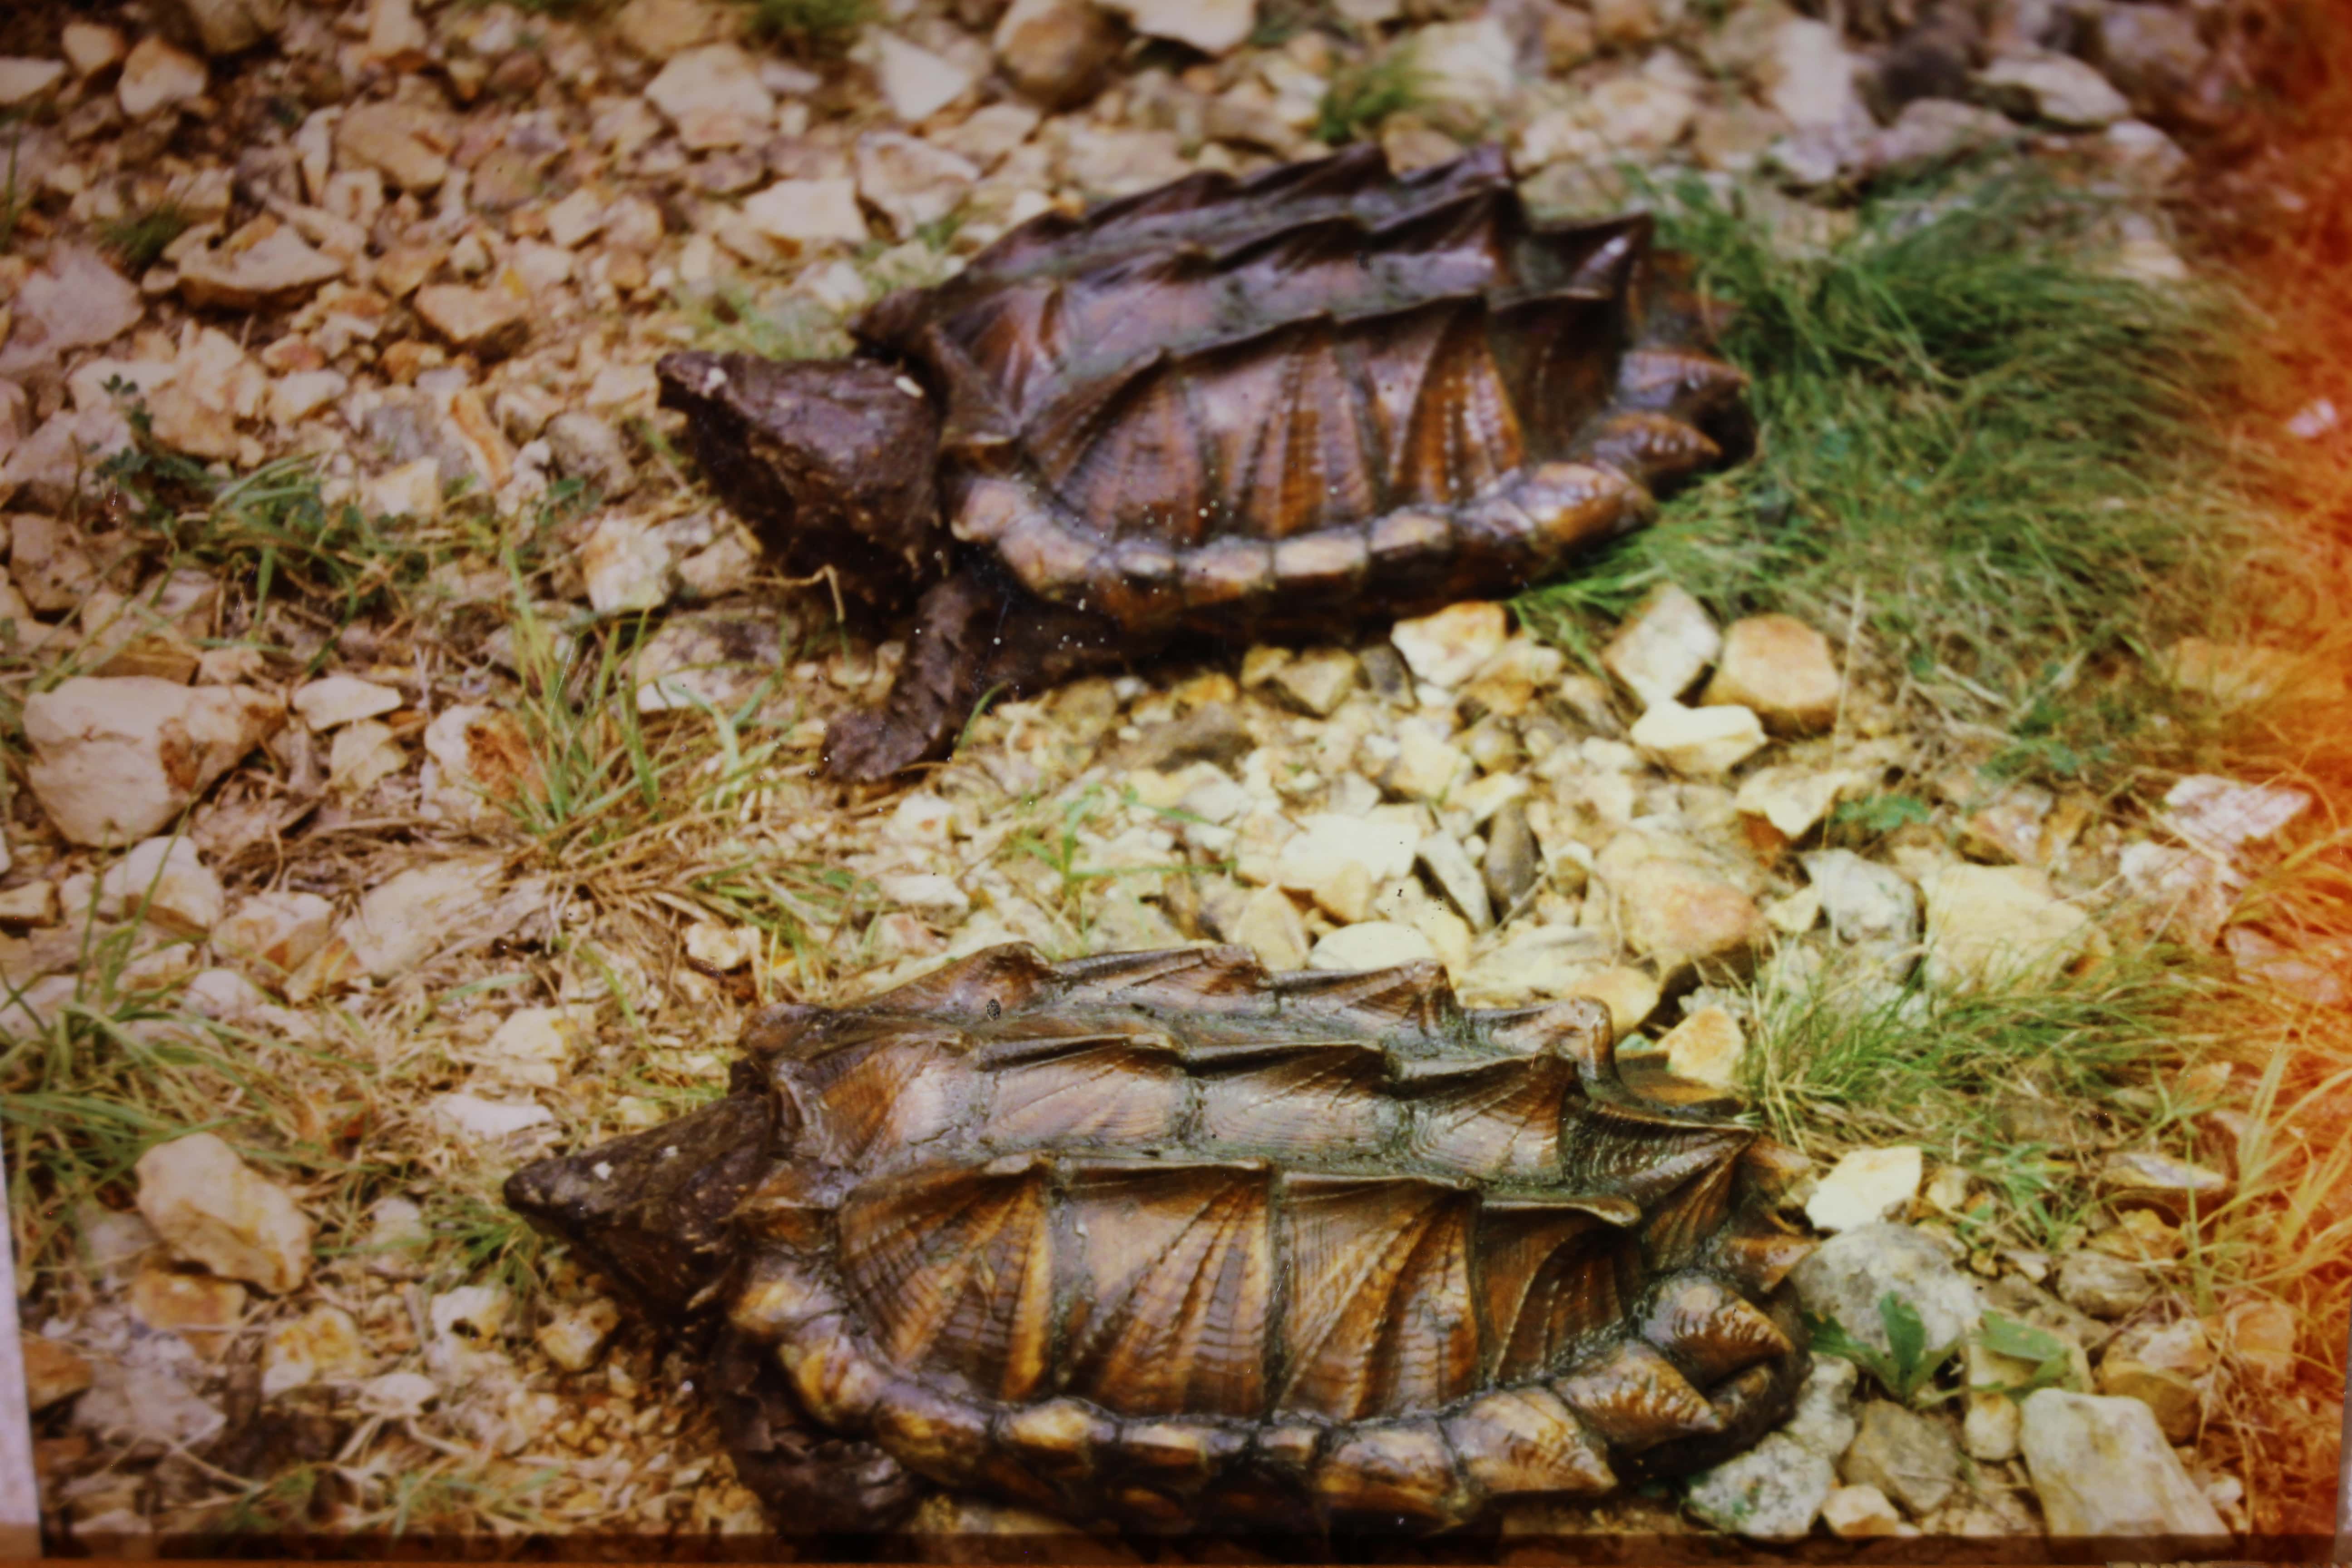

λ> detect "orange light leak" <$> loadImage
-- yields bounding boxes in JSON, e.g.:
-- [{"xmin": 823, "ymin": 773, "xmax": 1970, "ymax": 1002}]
[{"xmin": 2165, "ymin": 0, "xmax": 2352, "ymax": 1550}]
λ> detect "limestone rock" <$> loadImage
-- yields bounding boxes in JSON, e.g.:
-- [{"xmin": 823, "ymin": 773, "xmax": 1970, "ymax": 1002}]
[
  {"xmin": 1840, "ymin": 1400, "xmax": 1960, "ymax": 1515},
  {"xmin": 2017, "ymin": 1390, "xmax": 2227, "ymax": 1545},
  {"xmin": 1602, "ymin": 583, "xmax": 1720, "ymax": 708},
  {"xmin": 868, "ymin": 31, "xmax": 975, "ymax": 122},
  {"xmin": 1457, "ymin": 924, "xmax": 1612, "ymax": 1008},
  {"xmin": 742, "ymin": 178, "xmax": 870, "ymax": 246},
  {"xmin": 1629, "ymin": 699, "xmax": 1767, "ymax": 778},
  {"xmin": 615, "ymin": 0, "xmax": 729, "ymax": 59},
  {"xmin": 536, "ymin": 1298, "xmax": 622, "ymax": 1372},
  {"xmin": 334, "ymin": 102, "xmax": 452, "ymax": 193},
  {"xmin": 1098, "ymin": 0, "xmax": 1254, "ymax": 55},
  {"xmin": 414, "ymin": 283, "xmax": 530, "ymax": 357},
  {"xmin": 263, "ymin": 1305, "xmax": 370, "ymax": 1397},
  {"xmin": 992, "ymin": 0, "xmax": 1120, "ymax": 109},
  {"xmin": 118, "ymin": 37, "xmax": 206, "ymax": 118},
  {"xmin": 1820, "ymin": 1483, "xmax": 1909, "ymax": 1538},
  {"xmin": 292, "ymin": 675, "xmax": 402, "ymax": 731},
  {"xmin": 1, "ymin": 246, "xmax": 143, "ymax": 374},
  {"xmin": 856, "ymin": 131, "xmax": 980, "ymax": 235},
  {"xmin": 337, "ymin": 858, "xmax": 515, "ymax": 980},
  {"xmin": 1563, "ymin": 964, "xmax": 1660, "ymax": 1039},
  {"xmin": 578, "ymin": 518, "xmax": 673, "ymax": 613},
  {"xmin": 159, "ymin": 0, "xmax": 288, "ymax": 55},
  {"xmin": 1686, "ymin": 1432, "xmax": 1834, "ymax": 1543},
  {"xmin": 176, "ymin": 227, "xmax": 343, "ymax": 312},
  {"xmin": 1646, "ymin": 1004, "xmax": 1744, "ymax": 1092},
  {"xmin": 1977, "ymin": 52, "xmax": 2132, "ymax": 127},
  {"xmin": 1308, "ymin": 920, "xmax": 1436, "ymax": 971},
  {"xmin": 1805, "ymin": 1146, "xmax": 1922, "ymax": 1232},
  {"xmin": 1234, "ymin": 885, "xmax": 1309, "ymax": 971},
  {"xmin": 1603, "ymin": 841, "xmax": 1765, "ymax": 977},
  {"xmin": 215, "ymin": 890, "xmax": 335, "ymax": 976},
  {"xmin": 644, "ymin": 44, "xmax": 773, "ymax": 149},
  {"xmin": 134, "ymin": 1132, "xmax": 312, "ymax": 1293},
  {"xmin": 1920, "ymin": 864, "xmax": 2090, "ymax": 990},
  {"xmin": 96, "ymin": 836, "xmax": 223, "ymax": 936},
  {"xmin": 1793, "ymin": 1223, "xmax": 1982, "ymax": 1359},
  {"xmin": 1803, "ymin": 849, "xmax": 1919, "ymax": 947},
  {"xmin": 25, "ymin": 678, "xmax": 283, "ymax": 847},
  {"xmin": 1784, "ymin": 1352, "xmax": 1859, "ymax": 1459},
  {"xmin": 63, "ymin": 24, "xmax": 128, "ymax": 78},
  {"xmin": 1391, "ymin": 601, "xmax": 1509, "ymax": 689},
  {"xmin": 1702, "ymin": 613, "xmax": 1841, "ymax": 733},
  {"xmin": 1268, "ymin": 648, "xmax": 1359, "ymax": 717}
]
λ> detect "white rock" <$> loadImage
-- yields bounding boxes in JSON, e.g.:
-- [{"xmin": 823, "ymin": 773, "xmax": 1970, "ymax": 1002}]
[
  {"xmin": 1391, "ymin": 602, "xmax": 1509, "ymax": 689},
  {"xmin": 544, "ymin": 190, "xmax": 608, "ymax": 250},
  {"xmin": 292, "ymin": 675, "xmax": 402, "ymax": 731},
  {"xmin": 877, "ymin": 872, "xmax": 971, "ymax": 917},
  {"xmin": 868, "ymin": 31, "xmax": 975, "ymax": 122},
  {"xmin": 263, "ymin": 1305, "xmax": 370, "ymax": 1397},
  {"xmin": 1416, "ymin": 833, "xmax": 1494, "ymax": 931},
  {"xmin": 339, "ymin": 858, "xmax": 510, "ymax": 980},
  {"xmin": 358, "ymin": 1369, "xmax": 440, "ymax": 1418},
  {"xmin": 1583, "ymin": 57, "xmax": 1699, "ymax": 154},
  {"xmin": 1920, "ymin": 864, "xmax": 2091, "ymax": 990},
  {"xmin": 1649, "ymin": 1004, "xmax": 1744, "ymax": 1091},
  {"xmin": 24, "ymin": 679, "xmax": 283, "ymax": 847},
  {"xmin": 418, "ymin": 706, "xmax": 536, "ymax": 826},
  {"xmin": 1457, "ymin": 925, "xmax": 1613, "ymax": 1007},
  {"xmin": 176, "ymin": 227, "xmax": 343, "ymax": 312},
  {"xmin": 1735, "ymin": 763, "xmax": 1865, "ymax": 840},
  {"xmin": 1308, "ymin": 921, "xmax": 1437, "ymax": 971},
  {"xmin": 134, "ymin": 1132, "xmax": 312, "ymax": 1293},
  {"xmin": 1792, "ymin": 1223, "xmax": 1982, "ymax": 1358},
  {"xmin": 269, "ymin": 368, "xmax": 348, "ymax": 425},
  {"xmin": 2018, "ymin": 1390, "xmax": 2229, "ymax": 1544},
  {"xmin": 1820, "ymin": 1484, "xmax": 1911, "ymax": 1539},
  {"xmin": 118, "ymin": 36, "xmax": 206, "ymax": 118},
  {"xmin": 1276, "ymin": 812, "xmax": 1421, "ymax": 897},
  {"xmin": 1407, "ymin": 17, "xmax": 1517, "ymax": 110},
  {"xmin": 366, "ymin": 458, "xmax": 443, "ymax": 520},
  {"xmin": 1805, "ymin": 1146, "xmax": 1923, "ymax": 1232},
  {"xmin": 96, "ymin": 836, "xmax": 224, "ymax": 935},
  {"xmin": 1098, "ymin": 0, "xmax": 1255, "ymax": 54},
  {"xmin": 1702, "ymin": 613, "xmax": 1842, "ymax": 734},
  {"xmin": 1686, "ymin": 1432, "xmax": 1834, "ymax": 1542},
  {"xmin": 1382, "ymin": 724, "xmax": 1471, "ymax": 801},
  {"xmin": 2159, "ymin": 774, "xmax": 2309, "ymax": 856},
  {"xmin": 429, "ymin": 1092, "xmax": 555, "ymax": 1141},
  {"xmin": 62, "ymin": 24, "xmax": 127, "ymax": 78},
  {"xmin": 578, "ymin": 518, "xmax": 673, "ymax": 612},
  {"xmin": 1802, "ymin": 849, "xmax": 1919, "ymax": 947},
  {"xmin": 1234, "ymin": 885, "xmax": 1310, "ymax": 971},
  {"xmin": 644, "ymin": 44, "xmax": 773, "ymax": 149},
  {"xmin": 2117, "ymin": 840, "xmax": 2237, "ymax": 947},
  {"xmin": 536, "ymin": 1298, "xmax": 621, "ymax": 1372},
  {"xmin": 214, "ymin": 889, "xmax": 335, "ymax": 975},
  {"xmin": 478, "ymin": 1007, "xmax": 573, "ymax": 1088},
  {"xmin": 683, "ymin": 921, "xmax": 760, "ymax": 971},
  {"xmin": 0, "ymin": 59, "xmax": 67, "ymax": 108},
  {"xmin": 1761, "ymin": 17, "xmax": 1867, "ymax": 131},
  {"xmin": 1629, "ymin": 700, "xmax": 1767, "ymax": 778},
  {"xmin": 1978, "ymin": 52, "xmax": 2132, "ymax": 128},
  {"xmin": 1602, "ymin": 584, "xmax": 1720, "ymax": 708},
  {"xmin": 333, "ymin": 102, "xmax": 450, "ymax": 192},
  {"xmin": 72, "ymin": 1356, "xmax": 224, "ymax": 1450},
  {"xmin": 364, "ymin": 0, "xmax": 427, "ymax": 60},
  {"xmin": 0, "ymin": 245, "xmax": 143, "ymax": 375},
  {"xmin": 742, "ymin": 177, "xmax": 870, "ymax": 246},
  {"xmin": 855, "ymin": 131, "xmax": 980, "ymax": 236}
]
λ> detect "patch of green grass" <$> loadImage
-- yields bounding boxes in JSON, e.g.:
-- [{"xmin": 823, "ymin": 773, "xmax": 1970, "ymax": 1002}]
[
  {"xmin": 1749, "ymin": 947, "xmax": 2227, "ymax": 1252},
  {"xmin": 1514, "ymin": 170, "xmax": 2245, "ymax": 793},
  {"xmin": 100, "ymin": 201, "xmax": 193, "ymax": 273},
  {"xmin": 738, "ymin": 0, "xmax": 871, "ymax": 51},
  {"xmin": 1315, "ymin": 53, "xmax": 1426, "ymax": 145}
]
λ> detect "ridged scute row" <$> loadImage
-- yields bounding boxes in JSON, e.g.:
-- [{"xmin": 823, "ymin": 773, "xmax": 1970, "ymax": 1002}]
[{"xmin": 711, "ymin": 944, "xmax": 1814, "ymax": 1532}]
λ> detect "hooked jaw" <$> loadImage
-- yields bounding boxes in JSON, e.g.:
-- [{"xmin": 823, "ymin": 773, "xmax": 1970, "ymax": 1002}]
[{"xmin": 655, "ymin": 351, "xmax": 950, "ymax": 608}]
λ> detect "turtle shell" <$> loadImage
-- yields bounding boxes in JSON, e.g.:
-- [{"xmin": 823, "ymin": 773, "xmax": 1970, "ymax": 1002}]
[
  {"xmin": 508, "ymin": 944, "xmax": 1815, "ymax": 1538},
  {"xmin": 856, "ymin": 143, "xmax": 1749, "ymax": 634}
]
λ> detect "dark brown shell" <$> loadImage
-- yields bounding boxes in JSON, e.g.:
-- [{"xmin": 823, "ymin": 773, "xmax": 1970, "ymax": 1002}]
[
  {"xmin": 508, "ymin": 945, "xmax": 1814, "ymax": 1538},
  {"xmin": 857, "ymin": 143, "xmax": 1748, "ymax": 634}
]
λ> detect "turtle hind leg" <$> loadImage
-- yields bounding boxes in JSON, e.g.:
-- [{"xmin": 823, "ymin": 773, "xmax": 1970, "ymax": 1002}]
[{"xmin": 822, "ymin": 573, "xmax": 1002, "ymax": 783}]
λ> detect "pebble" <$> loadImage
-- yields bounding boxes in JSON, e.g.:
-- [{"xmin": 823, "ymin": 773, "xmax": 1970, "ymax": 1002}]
[
  {"xmin": 1783, "ymin": 1352, "xmax": 1858, "ymax": 1459},
  {"xmin": 1268, "ymin": 647, "xmax": 1359, "ymax": 717},
  {"xmin": 1562, "ymin": 964, "xmax": 1661, "ymax": 1040},
  {"xmin": 1839, "ymin": 1400, "xmax": 1960, "ymax": 1515},
  {"xmin": 1802, "ymin": 849, "xmax": 1920, "ymax": 947},
  {"xmin": 1685, "ymin": 1432, "xmax": 1834, "ymax": 1542},
  {"xmin": 118, "ymin": 36, "xmax": 206, "ymax": 118},
  {"xmin": 1819, "ymin": 1483, "xmax": 1910, "ymax": 1538},
  {"xmin": 72, "ymin": 1354, "xmax": 224, "ymax": 1450},
  {"xmin": 1628, "ymin": 699, "xmax": 1767, "ymax": 778},
  {"xmin": 2053, "ymin": 1250, "xmax": 2153, "ymax": 1320},
  {"xmin": 1234, "ymin": 885, "xmax": 1310, "ymax": 971},
  {"xmin": 1415, "ymin": 832, "xmax": 1494, "ymax": 931},
  {"xmin": 2098, "ymin": 1149, "xmax": 2228, "ymax": 1217},
  {"xmin": 868, "ymin": 31, "xmax": 976, "ymax": 122},
  {"xmin": 614, "ymin": 0, "xmax": 727, "ymax": 58},
  {"xmin": 991, "ymin": 0, "xmax": 1121, "ymax": 109},
  {"xmin": 1919, "ymin": 864, "xmax": 2091, "ymax": 990},
  {"xmin": 478, "ymin": 1007, "xmax": 575, "ymax": 1088},
  {"xmin": 1308, "ymin": 920, "xmax": 1436, "ymax": 971},
  {"xmin": 96, "ymin": 836, "xmax": 224, "ymax": 935},
  {"xmin": 644, "ymin": 44, "xmax": 774, "ymax": 149},
  {"xmin": 1481, "ymin": 798, "xmax": 1542, "ymax": 915},
  {"xmin": 1602, "ymin": 841, "xmax": 1764, "ymax": 978},
  {"xmin": 1098, "ymin": 0, "xmax": 1255, "ymax": 55},
  {"xmin": 742, "ymin": 177, "xmax": 870, "ymax": 246},
  {"xmin": 134, "ymin": 1132, "xmax": 313, "ymax": 1294},
  {"xmin": 414, "ymin": 282, "xmax": 531, "ymax": 357},
  {"xmin": 2159, "ymin": 774, "xmax": 2309, "ymax": 855},
  {"xmin": 1793, "ymin": 1223, "xmax": 1983, "ymax": 1357},
  {"xmin": 334, "ymin": 102, "xmax": 452, "ymax": 192},
  {"xmin": 215, "ymin": 890, "xmax": 336, "ymax": 977},
  {"xmin": 536, "ymin": 1298, "xmax": 622, "ymax": 1372},
  {"xmin": 1601, "ymin": 583, "xmax": 1720, "ymax": 709},
  {"xmin": 62, "ymin": 23, "xmax": 128, "ymax": 78},
  {"xmin": 2017, "ymin": 1390, "xmax": 2227, "ymax": 1543},
  {"xmin": 292, "ymin": 675, "xmax": 402, "ymax": 731},
  {"xmin": 1734, "ymin": 762, "xmax": 1863, "ymax": 841},
  {"xmin": 0, "ymin": 59, "xmax": 68, "ymax": 109},
  {"xmin": 1702, "ymin": 613, "xmax": 1842, "ymax": 733},
  {"xmin": 3, "ymin": 246, "xmax": 144, "ymax": 374},
  {"xmin": 1645, "ymin": 1004, "xmax": 1744, "ymax": 1092},
  {"xmin": 430, "ymin": 1091, "xmax": 557, "ymax": 1141},
  {"xmin": 177, "ymin": 228, "xmax": 342, "ymax": 312},
  {"xmin": 332, "ymin": 857, "xmax": 515, "ymax": 982},
  {"xmin": 364, "ymin": 459, "xmax": 442, "ymax": 520},
  {"xmin": 1390, "ymin": 601, "xmax": 1509, "ymax": 689},
  {"xmin": 1804, "ymin": 1146, "xmax": 1922, "ymax": 1232},
  {"xmin": 24, "ymin": 678, "xmax": 283, "ymax": 848},
  {"xmin": 22, "ymin": 1335, "xmax": 93, "ymax": 1411},
  {"xmin": 1977, "ymin": 51, "xmax": 2133, "ymax": 127},
  {"xmin": 262, "ymin": 1305, "xmax": 370, "ymax": 1397},
  {"xmin": 2096, "ymin": 1318, "xmax": 2206, "ymax": 1441},
  {"xmin": 856, "ymin": 130, "xmax": 981, "ymax": 235}
]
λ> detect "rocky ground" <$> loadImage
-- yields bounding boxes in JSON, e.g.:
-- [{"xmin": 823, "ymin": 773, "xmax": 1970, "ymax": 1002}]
[{"xmin": 0, "ymin": 0, "xmax": 2347, "ymax": 1554}]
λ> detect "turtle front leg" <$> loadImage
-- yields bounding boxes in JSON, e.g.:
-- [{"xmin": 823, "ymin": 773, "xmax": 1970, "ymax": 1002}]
[{"xmin": 821, "ymin": 571, "xmax": 1137, "ymax": 783}]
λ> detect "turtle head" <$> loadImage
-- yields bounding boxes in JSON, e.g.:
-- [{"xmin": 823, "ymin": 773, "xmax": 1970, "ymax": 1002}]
[
  {"xmin": 656, "ymin": 351, "xmax": 947, "ymax": 607},
  {"xmin": 503, "ymin": 1073, "xmax": 779, "ymax": 1324}
]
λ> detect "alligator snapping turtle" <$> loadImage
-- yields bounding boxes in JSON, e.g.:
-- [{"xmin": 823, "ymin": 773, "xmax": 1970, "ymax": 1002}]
[
  {"xmin": 656, "ymin": 143, "xmax": 1750, "ymax": 782},
  {"xmin": 506, "ymin": 944, "xmax": 1815, "ymax": 1542}
]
